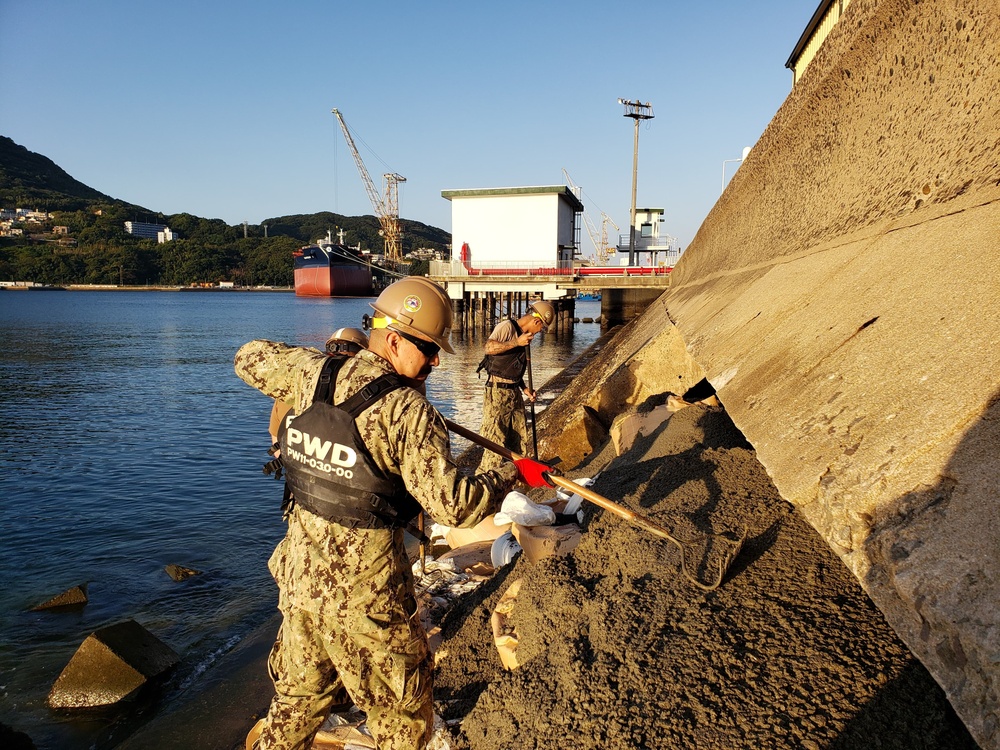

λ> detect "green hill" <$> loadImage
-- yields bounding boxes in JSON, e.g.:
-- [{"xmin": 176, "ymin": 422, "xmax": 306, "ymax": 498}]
[
  {"xmin": 0, "ymin": 136, "xmax": 451, "ymax": 286},
  {"xmin": 0, "ymin": 135, "xmax": 140, "ymax": 212}
]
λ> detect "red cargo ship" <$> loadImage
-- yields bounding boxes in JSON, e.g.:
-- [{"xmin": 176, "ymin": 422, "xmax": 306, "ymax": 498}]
[{"xmin": 293, "ymin": 233, "xmax": 373, "ymax": 297}]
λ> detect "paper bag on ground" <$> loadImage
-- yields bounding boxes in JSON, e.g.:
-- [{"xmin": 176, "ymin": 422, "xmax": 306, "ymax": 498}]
[
  {"xmin": 610, "ymin": 403, "xmax": 681, "ymax": 456},
  {"xmin": 511, "ymin": 523, "xmax": 582, "ymax": 564},
  {"xmin": 444, "ymin": 514, "xmax": 510, "ymax": 549},
  {"xmin": 436, "ymin": 540, "xmax": 495, "ymax": 576},
  {"xmin": 490, "ymin": 578, "xmax": 522, "ymax": 671}
]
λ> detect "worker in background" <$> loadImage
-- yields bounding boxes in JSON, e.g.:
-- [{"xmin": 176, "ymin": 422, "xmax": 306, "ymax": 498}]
[
  {"xmin": 476, "ymin": 299, "xmax": 556, "ymax": 472},
  {"xmin": 267, "ymin": 328, "xmax": 369, "ymax": 444},
  {"xmin": 235, "ymin": 277, "xmax": 552, "ymax": 750}
]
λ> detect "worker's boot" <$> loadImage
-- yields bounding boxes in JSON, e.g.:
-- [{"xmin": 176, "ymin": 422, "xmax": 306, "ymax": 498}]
[{"xmin": 245, "ymin": 718, "xmax": 265, "ymax": 750}]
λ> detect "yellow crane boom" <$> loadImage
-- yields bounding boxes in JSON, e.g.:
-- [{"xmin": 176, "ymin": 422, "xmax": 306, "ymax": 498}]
[
  {"xmin": 598, "ymin": 212, "xmax": 620, "ymax": 266},
  {"xmin": 332, "ymin": 108, "xmax": 406, "ymax": 264}
]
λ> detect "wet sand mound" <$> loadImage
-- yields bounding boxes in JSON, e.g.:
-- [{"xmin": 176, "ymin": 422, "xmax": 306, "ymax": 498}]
[{"xmin": 435, "ymin": 405, "xmax": 976, "ymax": 749}]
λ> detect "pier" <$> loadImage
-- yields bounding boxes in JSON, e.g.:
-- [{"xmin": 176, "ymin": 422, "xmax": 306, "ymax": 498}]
[{"xmin": 428, "ymin": 261, "xmax": 671, "ymax": 331}]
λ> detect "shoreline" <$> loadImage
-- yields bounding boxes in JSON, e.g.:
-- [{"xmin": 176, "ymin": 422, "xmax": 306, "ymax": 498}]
[{"xmin": 115, "ymin": 614, "xmax": 279, "ymax": 750}]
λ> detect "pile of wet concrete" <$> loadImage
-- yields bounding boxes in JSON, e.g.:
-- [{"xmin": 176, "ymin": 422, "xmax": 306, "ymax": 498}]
[{"xmin": 432, "ymin": 403, "xmax": 979, "ymax": 749}]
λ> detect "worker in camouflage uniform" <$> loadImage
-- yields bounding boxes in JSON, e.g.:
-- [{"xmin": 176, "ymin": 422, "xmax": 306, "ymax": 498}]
[
  {"xmin": 477, "ymin": 300, "xmax": 556, "ymax": 471},
  {"xmin": 235, "ymin": 277, "xmax": 552, "ymax": 750}
]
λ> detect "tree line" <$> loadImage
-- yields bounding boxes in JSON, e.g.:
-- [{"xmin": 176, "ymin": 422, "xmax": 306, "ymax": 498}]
[{"xmin": 0, "ymin": 204, "xmax": 447, "ymax": 287}]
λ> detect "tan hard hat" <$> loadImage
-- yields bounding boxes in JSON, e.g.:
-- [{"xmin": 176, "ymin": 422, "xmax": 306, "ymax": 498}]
[
  {"xmin": 370, "ymin": 277, "xmax": 455, "ymax": 354},
  {"xmin": 529, "ymin": 300, "xmax": 555, "ymax": 328},
  {"xmin": 326, "ymin": 327, "xmax": 369, "ymax": 354}
]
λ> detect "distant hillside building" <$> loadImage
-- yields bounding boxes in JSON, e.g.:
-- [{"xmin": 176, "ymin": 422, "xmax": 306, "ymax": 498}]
[
  {"xmin": 124, "ymin": 221, "xmax": 176, "ymax": 243},
  {"xmin": 440, "ymin": 185, "xmax": 583, "ymax": 270}
]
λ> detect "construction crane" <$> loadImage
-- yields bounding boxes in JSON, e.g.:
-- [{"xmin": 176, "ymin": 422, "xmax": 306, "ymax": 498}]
[
  {"xmin": 332, "ymin": 108, "xmax": 406, "ymax": 264},
  {"xmin": 562, "ymin": 168, "xmax": 617, "ymax": 265},
  {"xmin": 597, "ymin": 212, "xmax": 620, "ymax": 266}
]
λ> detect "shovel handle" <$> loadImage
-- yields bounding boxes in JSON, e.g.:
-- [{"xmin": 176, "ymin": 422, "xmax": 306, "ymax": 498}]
[{"xmin": 525, "ymin": 345, "xmax": 538, "ymax": 459}]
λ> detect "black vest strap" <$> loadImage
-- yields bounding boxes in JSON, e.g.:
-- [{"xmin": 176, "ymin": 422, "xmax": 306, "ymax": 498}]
[{"xmin": 338, "ymin": 373, "xmax": 405, "ymax": 416}]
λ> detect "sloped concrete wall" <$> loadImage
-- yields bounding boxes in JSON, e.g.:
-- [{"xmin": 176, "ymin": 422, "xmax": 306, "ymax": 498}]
[{"xmin": 661, "ymin": 0, "xmax": 1000, "ymax": 746}]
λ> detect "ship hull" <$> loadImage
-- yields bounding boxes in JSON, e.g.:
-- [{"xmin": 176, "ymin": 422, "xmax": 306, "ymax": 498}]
[{"xmin": 293, "ymin": 244, "xmax": 373, "ymax": 297}]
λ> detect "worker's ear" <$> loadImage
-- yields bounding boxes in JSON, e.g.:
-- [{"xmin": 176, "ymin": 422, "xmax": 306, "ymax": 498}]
[{"xmin": 384, "ymin": 330, "xmax": 403, "ymax": 355}]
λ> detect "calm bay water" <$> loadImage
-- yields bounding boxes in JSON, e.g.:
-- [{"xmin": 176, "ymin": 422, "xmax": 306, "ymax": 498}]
[{"xmin": 0, "ymin": 289, "xmax": 601, "ymax": 749}]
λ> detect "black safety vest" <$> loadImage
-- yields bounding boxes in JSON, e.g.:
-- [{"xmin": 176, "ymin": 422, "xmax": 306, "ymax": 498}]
[
  {"xmin": 277, "ymin": 356, "xmax": 422, "ymax": 529},
  {"xmin": 476, "ymin": 319, "xmax": 527, "ymax": 383}
]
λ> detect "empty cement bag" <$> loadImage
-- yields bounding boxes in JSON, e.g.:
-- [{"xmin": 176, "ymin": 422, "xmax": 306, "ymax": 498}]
[
  {"xmin": 494, "ymin": 490, "xmax": 556, "ymax": 527},
  {"xmin": 48, "ymin": 619, "xmax": 179, "ymax": 709}
]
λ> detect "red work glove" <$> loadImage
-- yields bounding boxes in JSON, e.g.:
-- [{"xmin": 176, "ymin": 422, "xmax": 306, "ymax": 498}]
[{"xmin": 513, "ymin": 457, "xmax": 554, "ymax": 488}]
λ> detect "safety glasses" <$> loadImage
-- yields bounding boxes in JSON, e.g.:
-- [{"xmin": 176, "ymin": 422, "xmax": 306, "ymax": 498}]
[{"xmin": 395, "ymin": 329, "xmax": 440, "ymax": 358}]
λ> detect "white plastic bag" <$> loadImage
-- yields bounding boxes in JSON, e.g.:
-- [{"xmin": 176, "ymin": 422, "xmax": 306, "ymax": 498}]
[{"xmin": 494, "ymin": 490, "xmax": 556, "ymax": 527}]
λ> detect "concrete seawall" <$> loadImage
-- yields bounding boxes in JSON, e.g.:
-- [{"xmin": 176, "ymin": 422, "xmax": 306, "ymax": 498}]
[{"xmin": 660, "ymin": 0, "xmax": 999, "ymax": 746}]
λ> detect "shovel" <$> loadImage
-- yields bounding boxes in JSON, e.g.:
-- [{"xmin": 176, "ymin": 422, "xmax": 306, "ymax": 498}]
[
  {"xmin": 525, "ymin": 344, "xmax": 538, "ymax": 459},
  {"xmin": 445, "ymin": 417, "xmax": 745, "ymax": 592}
]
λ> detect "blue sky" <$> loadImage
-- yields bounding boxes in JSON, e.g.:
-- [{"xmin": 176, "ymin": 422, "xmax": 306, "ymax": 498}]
[{"xmin": 1, "ymin": 0, "xmax": 816, "ymax": 254}]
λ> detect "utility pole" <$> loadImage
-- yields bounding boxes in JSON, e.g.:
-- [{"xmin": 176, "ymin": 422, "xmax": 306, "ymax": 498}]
[{"xmin": 618, "ymin": 99, "xmax": 654, "ymax": 265}]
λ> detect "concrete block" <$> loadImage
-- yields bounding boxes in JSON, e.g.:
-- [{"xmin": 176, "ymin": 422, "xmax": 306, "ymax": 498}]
[
  {"xmin": 660, "ymin": 1, "xmax": 1000, "ymax": 744},
  {"xmin": 48, "ymin": 620, "xmax": 179, "ymax": 709},
  {"xmin": 31, "ymin": 584, "xmax": 88, "ymax": 611},
  {"xmin": 164, "ymin": 564, "xmax": 201, "ymax": 582}
]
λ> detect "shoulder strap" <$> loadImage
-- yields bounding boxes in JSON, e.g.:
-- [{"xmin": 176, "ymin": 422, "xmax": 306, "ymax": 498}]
[
  {"xmin": 312, "ymin": 354, "xmax": 347, "ymax": 404},
  {"xmin": 338, "ymin": 373, "xmax": 407, "ymax": 417}
]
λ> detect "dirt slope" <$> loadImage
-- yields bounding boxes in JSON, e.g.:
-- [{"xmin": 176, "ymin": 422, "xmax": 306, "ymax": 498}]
[{"xmin": 434, "ymin": 405, "xmax": 977, "ymax": 749}]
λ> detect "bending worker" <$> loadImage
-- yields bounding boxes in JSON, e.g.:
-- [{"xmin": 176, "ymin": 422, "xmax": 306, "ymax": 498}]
[
  {"xmin": 267, "ymin": 327, "xmax": 369, "ymax": 444},
  {"xmin": 234, "ymin": 277, "xmax": 551, "ymax": 750},
  {"xmin": 477, "ymin": 299, "xmax": 556, "ymax": 472}
]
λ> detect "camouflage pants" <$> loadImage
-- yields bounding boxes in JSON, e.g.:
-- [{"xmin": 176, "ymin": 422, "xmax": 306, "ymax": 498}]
[
  {"xmin": 478, "ymin": 385, "xmax": 528, "ymax": 472},
  {"xmin": 257, "ymin": 521, "xmax": 434, "ymax": 750}
]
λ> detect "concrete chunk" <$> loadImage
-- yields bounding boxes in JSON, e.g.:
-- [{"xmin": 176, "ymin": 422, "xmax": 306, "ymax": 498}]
[
  {"xmin": 47, "ymin": 620, "xmax": 178, "ymax": 709},
  {"xmin": 30, "ymin": 584, "xmax": 88, "ymax": 611},
  {"xmin": 164, "ymin": 564, "xmax": 201, "ymax": 581}
]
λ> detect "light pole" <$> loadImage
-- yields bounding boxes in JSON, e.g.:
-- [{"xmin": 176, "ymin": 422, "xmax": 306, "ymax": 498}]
[
  {"xmin": 618, "ymin": 99, "xmax": 654, "ymax": 266},
  {"xmin": 721, "ymin": 146, "xmax": 752, "ymax": 192}
]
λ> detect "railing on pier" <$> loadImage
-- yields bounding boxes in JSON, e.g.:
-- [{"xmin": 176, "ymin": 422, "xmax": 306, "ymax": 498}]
[
  {"xmin": 429, "ymin": 260, "xmax": 672, "ymax": 278},
  {"xmin": 576, "ymin": 265, "xmax": 672, "ymax": 277},
  {"xmin": 431, "ymin": 260, "xmax": 576, "ymax": 277},
  {"xmin": 615, "ymin": 235, "xmax": 683, "ymax": 268}
]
